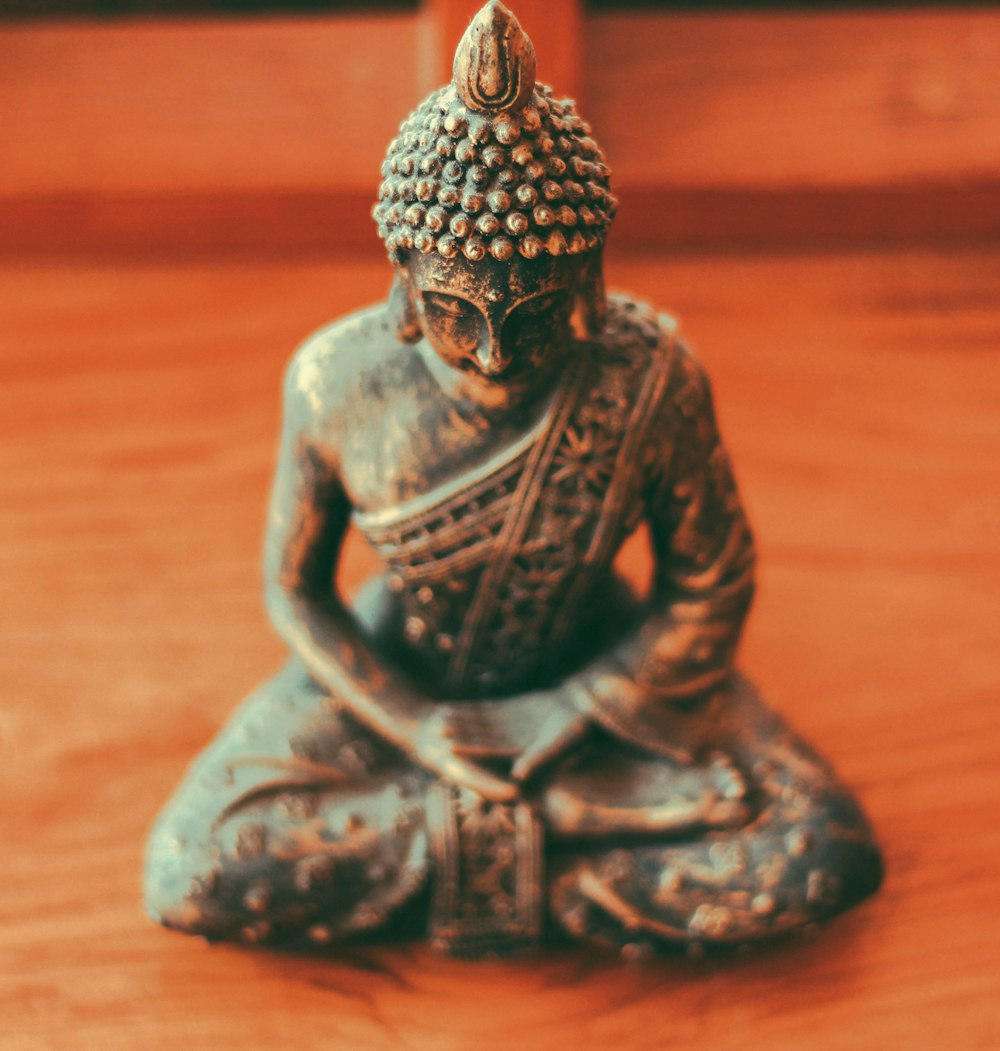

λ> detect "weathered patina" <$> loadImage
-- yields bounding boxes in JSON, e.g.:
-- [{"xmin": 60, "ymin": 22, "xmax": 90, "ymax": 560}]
[{"xmin": 145, "ymin": 1, "xmax": 881, "ymax": 958}]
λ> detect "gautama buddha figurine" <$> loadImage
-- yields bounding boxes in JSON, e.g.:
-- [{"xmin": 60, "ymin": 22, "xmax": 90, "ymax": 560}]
[{"xmin": 146, "ymin": 2, "xmax": 881, "ymax": 957}]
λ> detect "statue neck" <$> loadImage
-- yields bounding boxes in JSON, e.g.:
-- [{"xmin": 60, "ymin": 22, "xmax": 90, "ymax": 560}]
[{"xmin": 416, "ymin": 340, "xmax": 564, "ymax": 424}]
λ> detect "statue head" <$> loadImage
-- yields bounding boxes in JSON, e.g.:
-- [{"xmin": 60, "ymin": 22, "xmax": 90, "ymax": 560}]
[{"xmin": 374, "ymin": 1, "xmax": 616, "ymax": 383}]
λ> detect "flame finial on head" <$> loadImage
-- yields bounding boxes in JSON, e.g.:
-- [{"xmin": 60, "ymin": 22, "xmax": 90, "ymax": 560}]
[{"xmin": 453, "ymin": 1, "xmax": 536, "ymax": 114}]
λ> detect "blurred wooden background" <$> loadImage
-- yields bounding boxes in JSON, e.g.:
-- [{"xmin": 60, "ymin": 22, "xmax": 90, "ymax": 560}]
[
  {"xmin": 3, "ymin": 4, "xmax": 1000, "ymax": 253},
  {"xmin": 2, "ymin": 2, "xmax": 999, "ymax": 1049}
]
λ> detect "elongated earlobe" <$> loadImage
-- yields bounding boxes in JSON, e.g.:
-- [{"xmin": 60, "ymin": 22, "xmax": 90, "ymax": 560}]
[
  {"xmin": 388, "ymin": 269, "xmax": 422, "ymax": 344},
  {"xmin": 571, "ymin": 253, "xmax": 608, "ymax": 341}
]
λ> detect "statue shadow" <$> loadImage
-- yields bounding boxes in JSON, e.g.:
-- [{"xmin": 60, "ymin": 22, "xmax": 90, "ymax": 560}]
[{"xmin": 220, "ymin": 893, "xmax": 885, "ymax": 1035}]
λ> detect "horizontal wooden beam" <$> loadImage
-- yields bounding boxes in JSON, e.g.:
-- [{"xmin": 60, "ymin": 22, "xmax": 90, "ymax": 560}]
[
  {"xmin": 1, "ymin": 9, "xmax": 998, "ymax": 253},
  {"xmin": 5, "ymin": 178, "xmax": 1000, "ymax": 259}
]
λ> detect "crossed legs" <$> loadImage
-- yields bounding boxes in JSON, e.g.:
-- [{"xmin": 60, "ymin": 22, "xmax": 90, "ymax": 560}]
[{"xmin": 146, "ymin": 667, "xmax": 880, "ymax": 952}]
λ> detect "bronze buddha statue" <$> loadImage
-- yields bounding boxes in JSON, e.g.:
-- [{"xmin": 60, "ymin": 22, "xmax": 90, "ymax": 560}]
[{"xmin": 145, "ymin": 1, "xmax": 881, "ymax": 957}]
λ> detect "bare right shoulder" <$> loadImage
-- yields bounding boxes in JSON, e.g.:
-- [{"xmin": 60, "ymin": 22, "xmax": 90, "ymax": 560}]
[{"xmin": 282, "ymin": 302, "xmax": 420, "ymax": 446}]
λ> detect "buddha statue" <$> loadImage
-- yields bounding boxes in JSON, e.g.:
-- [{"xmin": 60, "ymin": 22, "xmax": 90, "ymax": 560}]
[{"xmin": 145, "ymin": 1, "xmax": 881, "ymax": 957}]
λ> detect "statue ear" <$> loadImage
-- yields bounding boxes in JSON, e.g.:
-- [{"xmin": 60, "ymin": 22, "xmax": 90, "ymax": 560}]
[
  {"xmin": 388, "ymin": 265, "xmax": 422, "ymax": 344},
  {"xmin": 571, "ymin": 252, "xmax": 608, "ymax": 341}
]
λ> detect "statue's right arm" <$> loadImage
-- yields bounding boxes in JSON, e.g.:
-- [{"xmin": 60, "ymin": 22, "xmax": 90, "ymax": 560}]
[{"xmin": 262, "ymin": 346, "xmax": 515, "ymax": 801}]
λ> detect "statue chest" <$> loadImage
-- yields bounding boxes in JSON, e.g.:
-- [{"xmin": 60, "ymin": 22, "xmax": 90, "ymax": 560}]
[
  {"xmin": 336, "ymin": 381, "xmax": 549, "ymax": 519},
  {"xmin": 352, "ymin": 415, "xmax": 649, "ymax": 698},
  {"xmin": 345, "ymin": 308, "xmax": 671, "ymax": 696}
]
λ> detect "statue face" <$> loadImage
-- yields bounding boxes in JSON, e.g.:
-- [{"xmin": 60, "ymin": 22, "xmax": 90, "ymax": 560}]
[{"xmin": 404, "ymin": 251, "xmax": 577, "ymax": 386}]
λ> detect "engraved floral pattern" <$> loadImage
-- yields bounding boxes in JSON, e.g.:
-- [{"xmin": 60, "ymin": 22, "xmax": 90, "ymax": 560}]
[{"xmin": 358, "ymin": 295, "xmax": 672, "ymax": 696}]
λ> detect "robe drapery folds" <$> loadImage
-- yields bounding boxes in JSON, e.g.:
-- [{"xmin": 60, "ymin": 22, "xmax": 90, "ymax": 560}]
[{"xmin": 356, "ymin": 294, "xmax": 756, "ymax": 741}]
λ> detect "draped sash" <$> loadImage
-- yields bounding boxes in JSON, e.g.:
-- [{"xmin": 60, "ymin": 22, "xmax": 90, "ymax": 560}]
[
  {"xmin": 353, "ymin": 298, "xmax": 678, "ymax": 697},
  {"xmin": 446, "ymin": 305, "xmax": 678, "ymax": 692}
]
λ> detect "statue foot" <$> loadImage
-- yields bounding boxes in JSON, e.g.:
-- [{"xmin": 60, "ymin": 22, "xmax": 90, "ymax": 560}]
[
  {"xmin": 550, "ymin": 806, "xmax": 881, "ymax": 951},
  {"xmin": 549, "ymin": 678, "xmax": 883, "ymax": 951}
]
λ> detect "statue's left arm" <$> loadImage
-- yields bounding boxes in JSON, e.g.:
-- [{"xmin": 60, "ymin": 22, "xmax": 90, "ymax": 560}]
[{"xmin": 570, "ymin": 340, "xmax": 756, "ymax": 759}]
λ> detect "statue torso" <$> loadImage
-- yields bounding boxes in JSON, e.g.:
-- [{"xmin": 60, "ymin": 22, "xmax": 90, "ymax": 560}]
[{"xmin": 296, "ymin": 294, "xmax": 677, "ymax": 698}]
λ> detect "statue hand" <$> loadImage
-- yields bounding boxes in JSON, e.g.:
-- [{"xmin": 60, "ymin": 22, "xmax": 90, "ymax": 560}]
[
  {"xmin": 509, "ymin": 695, "xmax": 590, "ymax": 784},
  {"xmin": 437, "ymin": 686, "xmax": 594, "ymax": 785},
  {"xmin": 412, "ymin": 708, "xmax": 518, "ymax": 803}
]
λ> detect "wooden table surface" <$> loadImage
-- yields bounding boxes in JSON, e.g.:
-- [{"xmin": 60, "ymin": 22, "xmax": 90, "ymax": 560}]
[{"xmin": 2, "ymin": 244, "xmax": 998, "ymax": 1049}]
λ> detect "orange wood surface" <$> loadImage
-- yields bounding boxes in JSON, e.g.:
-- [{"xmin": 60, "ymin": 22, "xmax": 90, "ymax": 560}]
[
  {"xmin": 3, "ymin": 9, "xmax": 999, "ymax": 253},
  {"xmin": 2, "ymin": 244, "xmax": 999, "ymax": 1049}
]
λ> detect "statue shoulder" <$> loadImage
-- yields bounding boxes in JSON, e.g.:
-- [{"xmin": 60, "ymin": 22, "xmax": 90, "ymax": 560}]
[
  {"xmin": 283, "ymin": 301, "xmax": 418, "ymax": 430},
  {"xmin": 598, "ymin": 292, "xmax": 684, "ymax": 368},
  {"xmin": 596, "ymin": 292, "xmax": 716, "ymax": 431}
]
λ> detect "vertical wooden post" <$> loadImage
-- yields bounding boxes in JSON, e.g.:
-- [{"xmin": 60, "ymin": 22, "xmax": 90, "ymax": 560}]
[{"xmin": 420, "ymin": 0, "xmax": 582, "ymax": 103}]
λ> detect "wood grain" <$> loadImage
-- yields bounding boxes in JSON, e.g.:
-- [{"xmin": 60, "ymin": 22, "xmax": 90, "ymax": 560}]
[
  {"xmin": 2, "ymin": 245, "xmax": 999, "ymax": 1049},
  {"xmin": 2, "ymin": 9, "xmax": 999, "ymax": 253}
]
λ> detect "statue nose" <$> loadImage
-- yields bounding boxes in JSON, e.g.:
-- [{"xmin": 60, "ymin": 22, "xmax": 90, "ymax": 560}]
[{"xmin": 474, "ymin": 327, "xmax": 512, "ymax": 376}]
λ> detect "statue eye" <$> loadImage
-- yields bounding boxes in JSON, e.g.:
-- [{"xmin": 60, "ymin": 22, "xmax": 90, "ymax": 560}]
[
  {"xmin": 423, "ymin": 292, "xmax": 476, "ymax": 318},
  {"xmin": 515, "ymin": 291, "xmax": 567, "ymax": 317}
]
